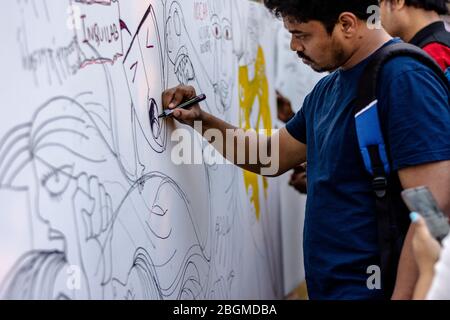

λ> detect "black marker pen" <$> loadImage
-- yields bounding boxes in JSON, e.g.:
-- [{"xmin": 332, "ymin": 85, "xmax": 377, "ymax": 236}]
[{"xmin": 158, "ymin": 94, "xmax": 207, "ymax": 119}]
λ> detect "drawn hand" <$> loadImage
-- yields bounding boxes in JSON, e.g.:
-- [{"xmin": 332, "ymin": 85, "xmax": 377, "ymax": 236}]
[
  {"xmin": 73, "ymin": 173, "xmax": 114, "ymax": 292},
  {"xmin": 162, "ymin": 85, "xmax": 203, "ymax": 127},
  {"xmin": 74, "ymin": 174, "xmax": 114, "ymax": 239}
]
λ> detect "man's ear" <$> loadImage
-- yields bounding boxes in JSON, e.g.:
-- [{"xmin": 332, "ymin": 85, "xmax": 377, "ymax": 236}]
[{"xmin": 337, "ymin": 12, "xmax": 358, "ymax": 38}]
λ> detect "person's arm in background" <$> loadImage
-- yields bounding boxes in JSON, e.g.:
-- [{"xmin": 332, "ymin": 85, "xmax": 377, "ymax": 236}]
[
  {"xmin": 162, "ymin": 85, "xmax": 306, "ymax": 177},
  {"xmin": 289, "ymin": 162, "xmax": 308, "ymax": 194},
  {"xmin": 409, "ymin": 212, "xmax": 441, "ymax": 300},
  {"xmin": 277, "ymin": 91, "xmax": 295, "ymax": 123},
  {"xmin": 392, "ymin": 161, "xmax": 450, "ymax": 299},
  {"xmin": 424, "ymin": 230, "xmax": 450, "ymax": 299},
  {"xmin": 276, "ymin": 90, "xmax": 308, "ymax": 193}
]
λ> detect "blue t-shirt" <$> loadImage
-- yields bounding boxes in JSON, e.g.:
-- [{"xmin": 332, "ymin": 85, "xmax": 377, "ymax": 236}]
[{"xmin": 286, "ymin": 39, "xmax": 450, "ymax": 300}]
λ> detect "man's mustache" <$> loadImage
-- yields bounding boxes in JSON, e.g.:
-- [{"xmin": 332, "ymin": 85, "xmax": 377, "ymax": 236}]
[{"xmin": 297, "ymin": 52, "xmax": 312, "ymax": 62}]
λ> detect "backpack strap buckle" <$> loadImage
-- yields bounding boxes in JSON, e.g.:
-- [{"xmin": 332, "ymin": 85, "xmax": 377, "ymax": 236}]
[{"xmin": 373, "ymin": 176, "xmax": 388, "ymax": 198}]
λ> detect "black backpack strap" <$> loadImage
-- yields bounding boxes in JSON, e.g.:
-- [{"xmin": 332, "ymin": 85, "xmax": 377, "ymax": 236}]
[
  {"xmin": 354, "ymin": 42, "xmax": 448, "ymax": 298},
  {"xmin": 355, "ymin": 42, "xmax": 449, "ymax": 111},
  {"xmin": 410, "ymin": 21, "xmax": 450, "ymax": 49}
]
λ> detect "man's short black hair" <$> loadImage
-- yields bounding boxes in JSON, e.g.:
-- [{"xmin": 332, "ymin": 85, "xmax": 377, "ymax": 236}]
[
  {"xmin": 391, "ymin": 0, "xmax": 449, "ymax": 15},
  {"xmin": 264, "ymin": 0, "xmax": 379, "ymax": 34}
]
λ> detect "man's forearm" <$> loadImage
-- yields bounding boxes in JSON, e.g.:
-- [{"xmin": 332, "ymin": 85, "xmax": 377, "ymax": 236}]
[
  {"xmin": 196, "ymin": 111, "xmax": 276, "ymax": 176},
  {"xmin": 391, "ymin": 224, "xmax": 419, "ymax": 300},
  {"xmin": 163, "ymin": 85, "xmax": 305, "ymax": 176}
]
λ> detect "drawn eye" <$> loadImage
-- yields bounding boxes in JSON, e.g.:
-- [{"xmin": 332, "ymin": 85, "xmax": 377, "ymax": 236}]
[
  {"xmin": 41, "ymin": 165, "xmax": 74, "ymax": 199},
  {"xmin": 211, "ymin": 15, "xmax": 221, "ymax": 39},
  {"xmin": 212, "ymin": 23, "xmax": 221, "ymax": 39},
  {"xmin": 148, "ymin": 98, "xmax": 161, "ymax": 138},
  {"xmin": 223, "ymin": 26, "xmax": 232, "ymax": 41},
  {"xmin": 222, "ymin": 19, "xmax": 232, "ymax": 41}
]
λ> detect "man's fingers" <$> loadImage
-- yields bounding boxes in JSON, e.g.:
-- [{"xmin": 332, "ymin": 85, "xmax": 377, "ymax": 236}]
[
  {"xmin": 163, "ymin": 85, "xmax": 196, "ymax": 109},
  {"xmin": 173, "ymin": 110, "xmax": 182, "ymax": 118},
  {"xmin": 162, "ymin": 88, "xmax": 176, "ymax": 109},
  {"xmin": 173, "ymin": 108, "xmax": 195, "ymax": 121},
  {"xmin": 169, "ymin": 90, "xmax": 186, "ymax": 109}
]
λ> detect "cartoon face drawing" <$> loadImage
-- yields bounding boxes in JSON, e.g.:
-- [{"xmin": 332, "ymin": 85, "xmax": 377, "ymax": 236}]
[
  {"xmin": 209, "ymin": 0, "xmax": 236, "ymax": 113},
  {"xmin": 121, "ymin": 2, "xmax": 168, "ymax": 178},
  {"xmin": 0, "ymin": 97, "xmax": 120, "ymax": 299},
  {"xmin": 0, "ymin": 0, "xmax": 283, "ymax": 301},
  {"xmin": 165, "ymin": 0, "xmax": 238, "ymax": 114},
  {"xmin": 0, "ymin": 95, "xmax": 211, "ymax": 299}
]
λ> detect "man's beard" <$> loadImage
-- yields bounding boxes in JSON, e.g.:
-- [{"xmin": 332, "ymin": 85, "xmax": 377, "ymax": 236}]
[{"xmin": 297, "ymin": 47, "xmax": 346, "ymax": 73}]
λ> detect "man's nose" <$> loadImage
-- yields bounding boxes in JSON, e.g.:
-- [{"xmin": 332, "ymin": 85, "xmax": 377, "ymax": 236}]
[{"xmin": 290, "ymin": 38, "xmax": 304, "ymax": 53}]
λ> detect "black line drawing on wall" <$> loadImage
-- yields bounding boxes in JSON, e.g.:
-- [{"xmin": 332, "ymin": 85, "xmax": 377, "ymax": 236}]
[
  {"xmin": 121, "ymin": 1, "xmax": 168, "ymax": 160},
  {"xmin": 17, "ymin": 0, "xmax": 87, "ymax": 87},
  {"xmin": 164, "ymin": 0, "xmax": 240, "ymax": 116},
  {"xmin": 0, "ymin": 0, "xmax": 283, "ymax": 300},
  {"xmin": 164, "ymin": 1, "xmax": 247, "ymax": 299},
  {"xmin": 0, "ymin": 95, "xmax": 210, "ymax": 299}
]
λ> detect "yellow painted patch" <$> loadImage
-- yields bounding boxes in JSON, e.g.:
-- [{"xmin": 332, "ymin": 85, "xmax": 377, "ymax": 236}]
[{"xmin": 238, "ymin": 46, "xmax": 272, "ymax": 220}]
